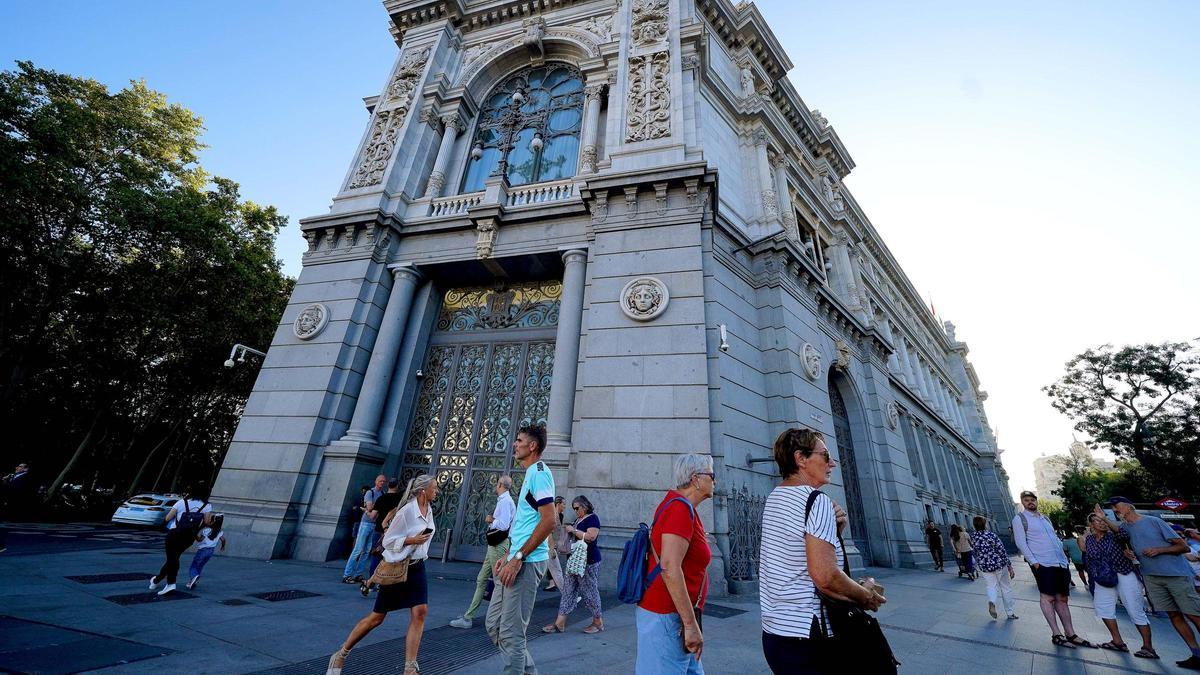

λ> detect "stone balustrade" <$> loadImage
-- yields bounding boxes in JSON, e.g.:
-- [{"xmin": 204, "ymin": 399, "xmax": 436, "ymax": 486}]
[
  {"xmin": 504, "ymin": 179, "xmax": 576, "ymax": 207},
  {"xmin": 429, "ymin": 191, "xmax": 484, "ymax": 217}
]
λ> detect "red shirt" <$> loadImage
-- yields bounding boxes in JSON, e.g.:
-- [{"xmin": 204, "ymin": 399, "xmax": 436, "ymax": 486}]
[{"xmin": 638, "ymin": 491, "xmax": 711, "ymax": 614}]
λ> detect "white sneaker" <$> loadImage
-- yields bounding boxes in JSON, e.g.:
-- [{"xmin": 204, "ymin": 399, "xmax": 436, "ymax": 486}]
[
  {"xmin": 449, "ymin": 617, "xmax": 472, "ymax": 629},
  {"xmin": 149, "ymin": 576, "xmax": 161, "ymax": 590},
  {"xmin": 186, "ymin": 576, "xmax": 199, "ymax": 590},
  {"xmin": 157, "ymin": 583, "xmax": 176, "ymax": 596}
]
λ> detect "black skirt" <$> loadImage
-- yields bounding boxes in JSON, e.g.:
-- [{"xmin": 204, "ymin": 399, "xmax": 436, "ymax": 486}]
[{"xmin": 373, "ymin": 559, "xmax": 428, "ymax": 614}]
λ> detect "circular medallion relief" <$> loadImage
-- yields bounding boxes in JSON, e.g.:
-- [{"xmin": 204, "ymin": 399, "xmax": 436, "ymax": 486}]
[
  {"xmin": 886, "ymin": 401, "xmax": 900, "ymax": 430},
  {"xmin": 293, "ymin": 303, "xmax": 330, "ymax": 340},
  {"xmin": 801, "ymin": 343, "xmax": 822, "ymax": 380},
  {"xmin": 620, "ymin": 276, "xmax": 669, "ymax": 322}
]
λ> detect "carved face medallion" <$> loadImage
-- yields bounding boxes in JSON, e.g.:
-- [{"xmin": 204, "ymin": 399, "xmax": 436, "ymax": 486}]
[
  {"xmin": 801, "ymin": 343, "xmax": 822, "ymax": 380},
  {"xmin": 620, "ymin": 276, "xmax": 669, "ymax": 321},
  {"xmin": 293, "ymin": 303, "xmax": 329, "ymax": 340}
]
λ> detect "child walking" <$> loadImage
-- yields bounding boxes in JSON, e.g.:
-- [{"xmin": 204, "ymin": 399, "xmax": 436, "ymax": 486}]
[{"xmin": 187, "ymin": 513, "xmax": 226, "ymax": 590}]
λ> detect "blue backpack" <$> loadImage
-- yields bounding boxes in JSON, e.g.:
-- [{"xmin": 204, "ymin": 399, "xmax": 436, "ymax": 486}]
[{"xmin": 617, "ymin": 496, "xmax": 695, "ymax": 604}]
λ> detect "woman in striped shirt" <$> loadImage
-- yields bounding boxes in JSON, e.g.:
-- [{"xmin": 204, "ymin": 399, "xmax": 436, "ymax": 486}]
[{"xmin": 759, "ymin": 428, "xmax": 886, "ymax": 673}]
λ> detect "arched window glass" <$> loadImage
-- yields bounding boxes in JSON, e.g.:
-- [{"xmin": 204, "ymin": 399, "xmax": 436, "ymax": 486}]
[{"xmin": 461, "ymin": 63, "xmax": 584, "ymax": 192}]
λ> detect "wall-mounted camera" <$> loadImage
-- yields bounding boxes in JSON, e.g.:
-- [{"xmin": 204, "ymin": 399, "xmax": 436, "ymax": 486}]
[{"xmin": 719, "ymin": 324, "xmax": 730, "ymax": 352}]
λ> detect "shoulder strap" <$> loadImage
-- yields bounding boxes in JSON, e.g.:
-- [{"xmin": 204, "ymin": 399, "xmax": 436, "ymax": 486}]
[
  {"xmin": 803, "ymin": 489, "xmax": 850, "ymax": 577},
  {"xmin": 646, "ymin": 497, "xmax": 697, "ymax": 584},
  {"xmin": 1019, "ymin": 512, "xmax": 1029, "ymax": 533}
]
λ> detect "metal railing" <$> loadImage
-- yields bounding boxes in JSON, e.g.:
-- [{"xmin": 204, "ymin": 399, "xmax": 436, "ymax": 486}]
[{"xmin": 727, "ymin": 485, "xmax": 767, "ymax": 581}]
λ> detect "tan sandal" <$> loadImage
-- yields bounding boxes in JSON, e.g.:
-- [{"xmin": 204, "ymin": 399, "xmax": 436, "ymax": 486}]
[
  {"xmin": 404, "ymin": 660, "xmax": 420, "ymax": 674},
  {"xmin": 582, "ymin": 622, "xmax": 604, "ymax": 634},
  {"xmin": 541, "ymin": 623, "xmax": 565, "ymax": 633},
  {"xmin": 326, "ymin": 647, "xmax": 349, "ymax": 675}
]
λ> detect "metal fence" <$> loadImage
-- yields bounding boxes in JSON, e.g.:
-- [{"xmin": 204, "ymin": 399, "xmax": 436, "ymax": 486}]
[{"xmin": 727, "ymin": 485, "xmax": 767, "ymax": 581}]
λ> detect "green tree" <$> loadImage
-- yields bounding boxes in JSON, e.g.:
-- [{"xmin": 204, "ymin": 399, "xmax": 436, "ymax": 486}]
[
  {"xmin": 1044, "ymin": 341, "xmax": 1200, "ymax": 498},
  {"xmin": 0, "ymin": 62, "xmax": 292, "ymax": 510}
]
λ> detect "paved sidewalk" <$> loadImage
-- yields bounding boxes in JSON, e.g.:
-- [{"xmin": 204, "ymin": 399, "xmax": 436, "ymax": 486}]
[{"xmin": 0, "ymin": 523, "xmax": 1194, "ymax": 673}]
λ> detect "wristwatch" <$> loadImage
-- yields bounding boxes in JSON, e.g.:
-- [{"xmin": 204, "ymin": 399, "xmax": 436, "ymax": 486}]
[{"xmin": 513, "ymin": 550, "xmax": 524, "ymax": 561}]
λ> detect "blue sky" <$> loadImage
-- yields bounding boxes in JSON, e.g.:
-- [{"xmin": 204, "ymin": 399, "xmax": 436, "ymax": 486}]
[{"xmin": 3, "ymin": 1, "xmax": 1197, "ymax": 498}]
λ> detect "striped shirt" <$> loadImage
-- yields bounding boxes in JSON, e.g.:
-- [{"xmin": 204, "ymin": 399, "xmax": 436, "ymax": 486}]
[{"xmin": 759, "ymin": 485, "xmax": 842, "ymax": 639}]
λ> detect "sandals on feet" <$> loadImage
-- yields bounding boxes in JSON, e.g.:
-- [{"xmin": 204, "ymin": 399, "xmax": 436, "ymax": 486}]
[
  {"xmin": 404, "ymin": 660, "xmax": 420, "ymax": 674},
  {"xmin": 1133, "ymin": 647, "xmax": 1159, "ymax": 659},
  {"xmin": 541, "ymin": 624, "xmax": 565, "ymax": 633},
  {"xmin": 326, "ymin": 647, "xmax": 349, "ymax": 675},
  {"xmin": 1051, "ymin": 634, "xmax": 1076, "ymax": 649},
  {"xmin": 1065, "ymin": 634, "xmax": 1096, "ymax": 648},
  {"xmin": 582, "ymin": 623, "xmax": 604, "ymax": 634},
  {"xmin": 1098, "ymin": 641, "xmax": 1129, "ymax": 652}
]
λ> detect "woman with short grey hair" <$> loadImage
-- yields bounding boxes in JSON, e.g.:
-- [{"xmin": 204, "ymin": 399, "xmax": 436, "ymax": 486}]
[
  {"xmin": 634, "ymin": 453, "xmax": 714, "ymax": 674},
  {"xmin": 543, "ymin": 494, "xmax": 605, "ymax": 634}
]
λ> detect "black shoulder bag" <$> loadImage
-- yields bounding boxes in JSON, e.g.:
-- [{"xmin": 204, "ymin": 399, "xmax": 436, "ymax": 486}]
[{"xmin": 804, "ymin": 489, "xmax": 899, "ymax": 673}]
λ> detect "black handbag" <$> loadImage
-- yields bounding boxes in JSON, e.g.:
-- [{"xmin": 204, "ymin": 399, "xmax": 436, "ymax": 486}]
[
  {"xmin": 486, "ymin": 528, "xmax": 509, "ymax": 547},
  {"xmin": 804, "ymin": 489, "xmax": 899, "ymax": 673}
]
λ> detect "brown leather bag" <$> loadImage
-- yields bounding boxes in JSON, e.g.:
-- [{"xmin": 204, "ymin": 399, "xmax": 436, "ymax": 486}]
[{"xmin": 370, "ymin": 558, "xmax": 411, "ymax": 586}]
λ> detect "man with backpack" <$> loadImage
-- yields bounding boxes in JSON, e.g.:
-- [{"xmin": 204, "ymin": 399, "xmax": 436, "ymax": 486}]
[
  {"xmin": 149, "ymin": 490, "xmax": 211, "ymax": 596},
  {"xmin": 1012, "ymin": 490, "xmax": 1094, "ymax": 649}
]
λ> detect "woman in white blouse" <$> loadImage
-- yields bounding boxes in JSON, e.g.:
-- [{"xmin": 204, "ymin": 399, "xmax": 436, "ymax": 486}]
[{"xmin": 327, "ymin": 474, "xmax": 439, "ymax": 675}]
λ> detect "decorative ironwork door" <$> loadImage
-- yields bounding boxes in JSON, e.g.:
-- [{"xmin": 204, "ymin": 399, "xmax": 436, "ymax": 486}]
[
  {"xmin": 830, "ymin": 385, "xmax": 872, "ymax": 564},
  {"xmin": 399, "ymin": 281, "xmax": 559, "ymax": 562}
]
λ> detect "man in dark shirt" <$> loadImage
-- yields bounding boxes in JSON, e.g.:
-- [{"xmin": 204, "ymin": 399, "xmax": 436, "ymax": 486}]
[
  {"xmin": 926, "ymin": 521, "xmax": 945, "ymax": 571},
  {"xmin": 360, "ymin": 479, "xmax": 402, "ymax": 595}
]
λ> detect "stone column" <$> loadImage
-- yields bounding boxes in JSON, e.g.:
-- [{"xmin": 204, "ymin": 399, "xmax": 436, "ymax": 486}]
[
  {"xmin": 772, "ymin": 154, "xmax": 796, "ymax": 238},
  {"xmin": 423, "ymin": 112, "xmax": 463, "ymax": 199},
  {"xmin": 753, "ymin": 129, "xmax": 780, "ymax": 226},
  {"xmin": 544, "ymin": 248, "xmax": 589, "ymax": 462},
  {"xmin": 339, "ymin": 264, "xmax": 424, "ymax": 445},
  {"xmin": 579, "ymin": 85, "xmax": 605, "ymax": 174},
  {"xmin": 881, "ymin": 320, "xmax": 901, "ymax": 375},
  {"xmin": 898, "ymin": 336, "xmax": 917, "ymax": 388}
]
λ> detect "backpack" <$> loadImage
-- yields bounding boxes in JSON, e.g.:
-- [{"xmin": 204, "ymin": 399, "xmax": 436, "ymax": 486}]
[
  {"xmin": 176, "ymin": 498, "xmax": 208, "ymax": 532},
  {"xmin": 617, "ymin": 496, "xmax": 694, "ymax": 604}
]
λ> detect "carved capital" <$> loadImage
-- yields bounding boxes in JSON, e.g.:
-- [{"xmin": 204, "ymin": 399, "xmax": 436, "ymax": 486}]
[
  {"xmin": 580, "ymin": 144, "xmax": 598, "ymax": 174},
  {"xmin": 752, "ymin": 128, "xmax": 769, "ymax": 146},
  {"xmin": 585, "ymin": 84, "xmax": 607, "ymax": 103},
  {"xmin": 441, "ymin": 111, "xmax": 464, "ymax": 134}
]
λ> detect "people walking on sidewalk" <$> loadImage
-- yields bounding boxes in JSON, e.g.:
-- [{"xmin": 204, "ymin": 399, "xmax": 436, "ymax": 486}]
[
  {"xmin": 1012, "ymin": 490, "xmax": 1095, "ymax": 650},
  {"xmin": 544, "ymin": 496, "xmax": 569, "ymax": 592},
  {"xmin": 759, "ymin": 428, "xmax": 888, "ymax": 674},
  {"xmin": 326, "ymin": 474, "xmax": 438, "ymax": 675},
  {"xmin": 150, "ymin": 491, "xmax": 211, "ymax": 596},
  {"xmin": 450, "ymin": 474, "xmax": 515, "ymax": 629},
  {"xmin": 1101, "ymin": 497, "xmax": 1200, "ymax": 670},
  {"xmin": 186, "ymin": 512, "xmax": 226, "ymax": 590},
  {"xmin": 925, "ymin": 521, "xmax": 944, "ymax": 571},
  {"xmin": 485, "ymin": 426, "xmax": 556, "ymax": 675},
  {"xmin": 635, "ymin": 453, "xmax": 713, "ymax": 675},
  {"xmin": 361, "ymin": 479, "xmax": 402, "ymax": 597},
  {"xmin": 543, "ymin": 495, "xmax": 603, "ymax": 635},
  {"xmin": 343, "ymin": 475, "xmax": 385, "ymax": 585},
  {"xmin": 950, "ymin": 524, "xmax": 976, "ymax": 580},
  {"xmin": 970, "ymin": 516, "xmax": 1016, "ymax": 620},
  {"xmin": 1082, "ymin": 510, "xmax": 1157, "ymax": 659}
]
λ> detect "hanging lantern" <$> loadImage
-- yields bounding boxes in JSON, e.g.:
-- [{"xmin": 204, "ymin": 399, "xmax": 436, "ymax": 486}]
[
  {"xmin": 530, "ymin": 132, "xmax": 544, "ymax": 152},
  {"xmin": 471, "ymin": 143, "xmax": 483, "ymax": 161},
  {"xmin": 511, "ymin": 90, "xmax": 524, "ymax": 105}
]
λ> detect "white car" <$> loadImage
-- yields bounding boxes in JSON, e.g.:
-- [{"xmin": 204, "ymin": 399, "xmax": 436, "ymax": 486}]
[{"xmin": 111, "ymin": 493, "xmax": 182, "ymax": 527}]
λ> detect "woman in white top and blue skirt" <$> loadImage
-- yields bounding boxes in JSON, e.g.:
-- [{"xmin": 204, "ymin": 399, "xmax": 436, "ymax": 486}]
[
  {"xmin": 758, "ymin": 428, "xmax": 887, "ymax": 674},
  {"xmin": 327, "ymin": 474, "xmax": 439, "ymax": 675}
]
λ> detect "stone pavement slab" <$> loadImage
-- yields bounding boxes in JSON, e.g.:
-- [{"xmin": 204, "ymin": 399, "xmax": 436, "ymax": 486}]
[{"xmin": 0, "ymin": 524, "xmax": 1195, "ymax": 673}]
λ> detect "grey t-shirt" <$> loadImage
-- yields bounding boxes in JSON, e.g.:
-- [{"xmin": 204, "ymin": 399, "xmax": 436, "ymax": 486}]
[{"xmin": 1121, "ymin": 515, "xmax": 1192, "ymax": 577}]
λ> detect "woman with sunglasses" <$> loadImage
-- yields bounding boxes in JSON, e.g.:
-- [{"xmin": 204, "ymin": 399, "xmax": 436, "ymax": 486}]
[{"xmin": 542, "ymin": 495, "xmax": 604, "ymax": 634}]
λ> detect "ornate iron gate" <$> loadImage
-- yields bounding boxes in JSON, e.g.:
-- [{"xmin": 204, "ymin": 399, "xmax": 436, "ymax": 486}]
[
  {"xmin": 830, "ymin": 384, "xmax": 872, "ymax": 564},
  {"xmin": 399, "ymin": 281, "xmax": 559, "ymax": 562}
]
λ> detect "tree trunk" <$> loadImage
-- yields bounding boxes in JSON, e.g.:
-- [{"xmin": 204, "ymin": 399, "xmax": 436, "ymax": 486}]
[
  {"xmin": 125, "ymin": 418, "xmax": 183, "ymax": 497},
  {"xmin": 45, "ymin": 410, "xmax": 103, "ymax": 501},
  {"xmin": 168, "ymin": 435, "xmax": 193, "ymax": 493}
]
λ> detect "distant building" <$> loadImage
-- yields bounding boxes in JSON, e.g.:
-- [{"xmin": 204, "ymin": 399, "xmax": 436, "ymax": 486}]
[{"xmin": 1033, "ymin": 440, "xmax": 1115, "ymax": 499}]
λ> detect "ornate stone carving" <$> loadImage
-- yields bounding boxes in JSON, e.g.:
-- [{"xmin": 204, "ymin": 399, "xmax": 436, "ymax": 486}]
[
  {"xmin": 630, "ymin": 0, "xmax": 669, "ymax": 47},
  {"xmin": 293, "ymin": 303, "xmax": 329, "ymax": 340},
  {"xmin": 580, "ymin": 144, "xmax": 598, "ymax": 174},
  {"xmin": 811, "ymin": 108, "xmax": 830, "ymax": 130},
  {"xmin": 681, "ymin": 54, "xmax": 700, "ymax": 70},
  {"xmin": 386, "ymin": 47, "xmax": 430, "ymax": 103},
  {"xmin": 575, "ymin": 13, "xmax": 614, "ymax": 42},
  {"xmin": 620, "ymin": 276, "xmax": 669, "ymax": 322},
  {"xmin": 685, "ymin": 178, "xmax": 701, "ymax": 212},
  {"xmin": 420, "ymin": 108, "xmax": 442, "ymax": 134},
  {"xmin": 475, "ymin": 219, "xmax": 497, "ymax": 259},
  {"xmin": 834, "ymin": 339, "xmax": 852, "ymax": 370},
  {"xmin": 302, "ymin": 230, "xmax": 319, "ymax": 252},
  {"xmin": 802, "ymin": 343, "xmax": 822, "ymax": 380},
  {"xmin": 522, "ymin": 17, "xmax": 546, "ymax": 57},
  {"xmin": 585, "ymin": 83, "xmax": 606, "ymax": 103},
  {"xmin": 589, "ymin": 189, "xmax": 609, "ymax": 223},
  {"xmin": 624, "ymin": 186, "xmax": 639, "ymax": 218},
  {"xmin": 347, "ymin": 108, "xmax": 404, "ymax": 189},
  {"xmin": 426, "ymin": 170, "xmax": 446, "ymax": 196},
  {"xmin": 820, "ymin": 172, "xmax": 846, "ymax": 213},
  {"xmin": 761, "ymin": 189, "xmax": 779, "ymax": 220},
  {"xmin": 461, "ymin": 40, "xmax": 497, "ymax": 70},
  {"xmin": 886, "ymin": 401, "xmax": 900, "ymax": 430},
  {"xmin": 625, "ymin": 51, "xmax": 671, "ymax": 142},
  {"xmin": 943, "ymin": 321, "xmax": 957, "ymax": 341}
]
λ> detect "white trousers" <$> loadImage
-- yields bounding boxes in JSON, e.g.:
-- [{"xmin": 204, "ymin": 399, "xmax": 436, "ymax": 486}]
[
  {"xmin": 980, "ymin": 568, "xmax": 1015, "ymax": 615},
  {"xmin": 1093, "ymin": 571, "xmax": 1148, "ymax": 625}
]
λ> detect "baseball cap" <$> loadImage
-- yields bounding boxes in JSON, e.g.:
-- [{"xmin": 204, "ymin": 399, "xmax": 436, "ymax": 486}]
[
  {"xmin": 1019, "ymin": 490, "xmax": 1037, "ymax": 498},
  {"xmin": 1106, "ymin": 496, "xmax": 1134, "ymax": 506}
]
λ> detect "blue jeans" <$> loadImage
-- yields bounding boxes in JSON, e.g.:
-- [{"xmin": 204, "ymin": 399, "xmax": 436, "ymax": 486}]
[
  {"xmin": 635, "ymin": 606, "xmax": 704, "ymax": 675},
  {"xmin": 342, "ymin": 524, "xmax": 377, "ymax": 579},
  {"xmin": 189, "ymin": 547, "xmax": 215, "ymax": 579}
]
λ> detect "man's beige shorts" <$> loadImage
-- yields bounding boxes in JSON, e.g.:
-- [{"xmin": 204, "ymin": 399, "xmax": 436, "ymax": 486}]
[{"xmin": 1144, "ymin": 574, "xmax": 1200, "ymax": 615}]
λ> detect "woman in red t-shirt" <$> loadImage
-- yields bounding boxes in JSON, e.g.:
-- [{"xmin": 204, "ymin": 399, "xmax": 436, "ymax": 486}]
[{"xmin": 635, "ymin": 453, "xmax": 714, "ymax": 674}]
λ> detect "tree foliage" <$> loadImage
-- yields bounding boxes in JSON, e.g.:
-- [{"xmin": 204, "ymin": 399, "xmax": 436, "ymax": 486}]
[
  {"xmin": 1044, "ymin": 341, "xmax": 1200, "ymax": 498},
  {"xmin": 1052, "ymin": 458, "xmax": 1168, "ymax": 530},
  {"xmin": 0, "ymin": 62, "xmax": 293, "ymax": 512}
]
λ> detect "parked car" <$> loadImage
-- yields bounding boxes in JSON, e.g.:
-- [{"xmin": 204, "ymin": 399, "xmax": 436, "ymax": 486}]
[{"xmin": 111, "ymin": 493, "xmax": 181, "ymax": 527}]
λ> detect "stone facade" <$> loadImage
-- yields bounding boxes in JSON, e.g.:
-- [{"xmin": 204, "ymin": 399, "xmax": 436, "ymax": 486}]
[{"xmin": 212, "ymin": 0, "xmax": 1016, "ymax": 589}]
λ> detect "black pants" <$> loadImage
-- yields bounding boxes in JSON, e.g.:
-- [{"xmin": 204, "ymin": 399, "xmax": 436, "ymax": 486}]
[
  {"xmin": 156, "ymin": 529, "xmax": 194, "ymax": 584},
  {"xmin": 763, "ymin": 625, "xmax": 825, "ymax": 674},
  {"xmin": 929, "ymin": 545, "xmax": 944, "ymax": 569}
]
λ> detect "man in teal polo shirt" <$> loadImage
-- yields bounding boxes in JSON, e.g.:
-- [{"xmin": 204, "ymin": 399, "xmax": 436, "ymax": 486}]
[{"xmin": 486, "ymin": 425, "xmax": 556, "ymax": 674}]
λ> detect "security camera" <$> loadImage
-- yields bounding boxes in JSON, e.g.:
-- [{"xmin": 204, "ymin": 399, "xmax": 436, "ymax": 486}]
[
  {"xmin": 415, "ymin": 369, "xmax": 425, "ymax": 378},
  {"xmin": 718, "ymin": 324, "xmax": 730, "ymax": 352},
  {"xmin": 224, "ymin": 359, "xmax": 236, "ymax": 369}
]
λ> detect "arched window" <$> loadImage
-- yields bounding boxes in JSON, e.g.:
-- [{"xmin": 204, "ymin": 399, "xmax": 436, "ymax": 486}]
[{"xmin": 461, "ymin": 63, "xmax": 584, "ymax": 192}]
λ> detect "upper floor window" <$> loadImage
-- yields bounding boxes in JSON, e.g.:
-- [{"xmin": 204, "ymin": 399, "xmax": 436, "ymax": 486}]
[{"xmin": 462, "ymin": 63, "xmax": 585, "ymax": 193}]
